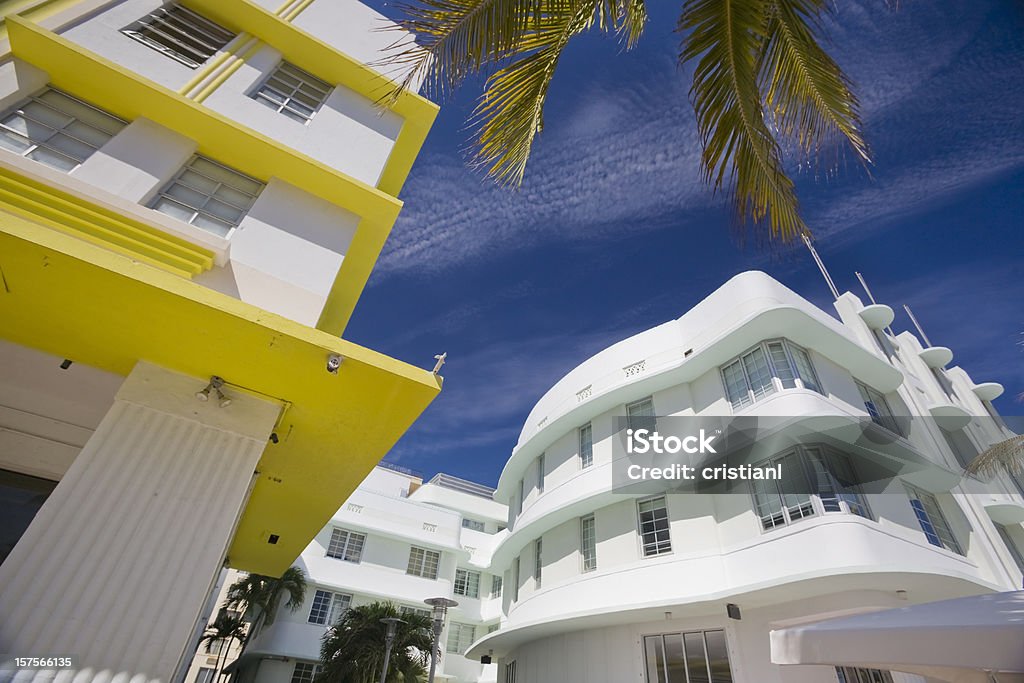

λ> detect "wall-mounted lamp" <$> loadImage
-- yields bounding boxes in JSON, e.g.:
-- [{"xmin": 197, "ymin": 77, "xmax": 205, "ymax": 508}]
[
  {"xmin": 726, "ymin": 603, "xmax": 742, "ymax": 620},
  {"xmin": 196, "ymin": 376, "xmax": 232, "ymax": 407}
]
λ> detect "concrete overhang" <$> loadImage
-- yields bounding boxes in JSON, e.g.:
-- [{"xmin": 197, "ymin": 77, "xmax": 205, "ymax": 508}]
[{"xmin": 0, "ymin": 211, "xmax": 441, "ymax": 575}]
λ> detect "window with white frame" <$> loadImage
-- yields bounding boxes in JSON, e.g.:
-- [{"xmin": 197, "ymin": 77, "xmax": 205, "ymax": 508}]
[
  {"xmin": 905, "ymin": 484, "xmax": 962, "ymax": 554},
  {"xmin": 400, "ymin": 605, "xmax": 431, "ymax": 618},
  {"xmin": 253, "ymin": 61, "xmax": 332, "ymax": 123},
  {"xmin": 290, "ymin": 662, "xmax": 318, "ymax": 683},
  {"xmin": 720, "ymin": 339, "xmax": 822, "ymax": 410},
  {"xmin": 195, "ymin": 668, "xmax": 216, "ymax": 683},
  {"xmin": 505, "ymin": 660, "xmax": 517, "ymax": 683},
  {"xmin": 121, "ymin": 4, "xmax": 235, "ymax": 69},
  {"xmin": 454, "ymin": 568, "xmax": 481, "ymax": 598},
  {"xmin": 406, "ymin": 546, "xmax": 440, "ymax": 579},
  {"xmin": 536, "ymin": 453, "xmax": 545, "ymax": 493},
  {"xmin": 996, "ymin": 523, "xmax": 1024, "ymax": 574},
  {"xmin": 626, "ymin": 397, "xmax": 656, "ymax": 432},
  {"xmin": 643, "ymin": 629, "xmax": 732, "ymax": 683},
  {"xmin": 0, "ymin": 88, "xmax": 126, "ymax": 172},
  {"xmin": 579, "ymin": 423, "xmax": 594, "ymax": 468},
  {"xmin": 446, "ymin": 621, "xmax": 476, "ymax": 654},
  {"xmin": 751, "ymin": 445, "xmax": 870, "ymax": 531},
  {"xmin": 580, "ymin": 514, "xmax": 597, "ymax": 572},
  {"xmin": 533, "ymin": 538, "xmax": 543, "ymax": 587},
  {"xmin": 488, "ymin": 622, "xmax": 500, "ymax": 633},
  {"xmin": 149, "ymin": 155, "xmax": 263, "ymax": 237},
  {"xmin": 511, "ymin": 556, "xmax": 520, "ymax": 602},
  {"xmin": 307, "ymin": 589, "xmax": 351, "ymax": 626},
  {"xmin": 637, "ymin": 496, "xmax": 672, "ymax": 557},
  {"xmin": 326, "ymin": 527, "xmax": 365, "ymax": 563},
  {"xmin": 462, "ymin": 517, "xmax": 486, "ymax": 532},
  {"xmin": 856, "ymin": 381, "xmax": 902, "ymax": 436},
  {"xmin": 835, "ymin": 667, "xmax": 894, "ymax": 683},
  {"xmin": 490, "ymin": 574, "xmax": 503, "ymax": 598}
]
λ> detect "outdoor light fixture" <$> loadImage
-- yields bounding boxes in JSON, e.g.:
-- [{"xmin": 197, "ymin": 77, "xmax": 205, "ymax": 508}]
[
  {"xmin": 379, "ymin": 617, "xmax": 405, "ymax": 683},
  {"xmin": 424, "ymin": 597, "xmax": 458, "ymax": 683},
  {"xmin": 195, "ymin": 376, "xmax": 232, "ymax": 407},
  {"xmin": 727, "ymin": 603, "xmax": 742, "ymax": 620}
]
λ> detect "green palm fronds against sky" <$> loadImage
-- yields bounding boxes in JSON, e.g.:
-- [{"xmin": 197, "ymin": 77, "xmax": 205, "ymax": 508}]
[{"xmin": 383, "ymin": 0, "xmax": 870, "ymax": 242}]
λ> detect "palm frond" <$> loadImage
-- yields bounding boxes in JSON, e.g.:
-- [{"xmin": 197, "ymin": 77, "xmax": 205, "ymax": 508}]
[
  {"xmin": 966, "ymin": 435, "xmax": 1024, "ymax": 477},
  {"xmin": 468, "ymin": 0, "xmax": 597, "ymax": 185},
  {"xmin": 616, "ymin": 0, "xmax": 647, "ymax": 48},
  {"xmin": 759, "ymin": 0, "xmax": 869, "ymax": 170},
  {"xmin": 386, "ymin": 0, "xmax": 543, "ymax": 101},
  {"xmin": 680, "ymin": 0, "xmax": 806, "ymax": 241}
]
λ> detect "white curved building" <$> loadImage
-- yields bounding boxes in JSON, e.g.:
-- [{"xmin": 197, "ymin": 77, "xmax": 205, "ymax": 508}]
[
  {"xmin": 468, "ymin": 271, "xmax": 1024, "ymax": 683},
  {"xmin": 226, "ymin": 271, "xmax": 1023, "ymax": 683}
]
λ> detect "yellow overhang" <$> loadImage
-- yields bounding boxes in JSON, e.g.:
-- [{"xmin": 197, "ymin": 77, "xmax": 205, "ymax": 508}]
[
  {"xmin": 180, "ymin": 0, "xmax": 439, "ymax": 197},
  {"xmin": 6, "ymin": 15, "xmax": 402, "ymax": 335},
  {"xmin": 0, "ymin": 212, "xmax": 442, "ymax": 576}
]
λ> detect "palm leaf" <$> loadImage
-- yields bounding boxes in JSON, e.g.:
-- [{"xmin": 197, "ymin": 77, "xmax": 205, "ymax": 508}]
[
  {"xmin": 966, "ymin": 435, "xmax": 1024, "ymax": 477},
  {"xmin": 680, "ymin": 0, "xmax": 806, "ymax": 242},
  {"xmin": 469, "ymin": 0, "xmax": 601, "ymax": 185},
  {"xmin": 759, "ymin": 0, "xmax": 869, "ymax": 169}
]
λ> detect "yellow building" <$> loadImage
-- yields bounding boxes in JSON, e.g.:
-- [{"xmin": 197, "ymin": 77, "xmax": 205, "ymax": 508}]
[{"xmin": 0, "ymin": 1, "xmax": 439, "ymax": 680}]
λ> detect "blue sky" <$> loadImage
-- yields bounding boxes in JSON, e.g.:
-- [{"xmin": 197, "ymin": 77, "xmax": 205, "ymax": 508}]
[{"xmin": 347, "ymin": 0, "xmax": 1024, "ymax": 486}]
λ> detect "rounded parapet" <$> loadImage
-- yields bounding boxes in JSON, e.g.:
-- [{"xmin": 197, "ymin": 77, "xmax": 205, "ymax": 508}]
[
  {"xmin": 972, "ymin": 382, "xmax": 1005, "ymax": 402},
  {"xmin": 928, "ymin": 402, "xmax": 972, "ymax": 431},
  {"xmin": 858, "ymin": 303, "xmax": 895, "ymax": 330},
  {"xmin": 919, "ymin": 346, "xmax": 954, "ymax": 368}
]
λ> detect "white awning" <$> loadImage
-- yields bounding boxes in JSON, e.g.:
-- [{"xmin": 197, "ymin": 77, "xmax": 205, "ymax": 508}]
[{"xmin": 770, "ymin": 591, "xmax": 1024, "ymax": 683}]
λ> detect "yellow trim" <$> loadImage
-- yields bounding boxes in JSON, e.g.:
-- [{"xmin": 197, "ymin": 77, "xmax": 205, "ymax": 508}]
[
  {"xmin": 193, "ymin": 38, "xmax": 262, "ymax": 103},
  {"xmin": 279, "ymin": 0, "xmax": 315, "ymax": 21},
  {"xmin": 177, "ymin": 33, "xmax": 249, "ymax": 97},
  {"xmin": 0, "ymin": 0, "xmax": 78, "ymax": 41},
  {"xmin": 180, "ymin": 0, "xmax": 439, "ymax": 196},
  {"xmin": 1, "ymin": 214, "xmax": 441, "ymax": 575},
  {"xmin": 7, "ymin": 15, "xmax": 402, "ymax": 334},
  {"xmin": 0, "ymin": 164, "xmax": 214, "ymax": 277}
]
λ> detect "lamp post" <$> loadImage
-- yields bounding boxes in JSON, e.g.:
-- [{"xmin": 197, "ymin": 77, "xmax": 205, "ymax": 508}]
[
  {"xmin": 423, "ymin": 597, "xmax": 458, "ymax": 683},
  {"xmin": 379, "ymin": 617, "xmax": 405, "ymax": 683}
]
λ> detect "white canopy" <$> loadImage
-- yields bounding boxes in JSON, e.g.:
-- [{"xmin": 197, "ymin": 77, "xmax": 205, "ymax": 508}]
[{"xmin": 770, "ymin": 591, "xmax": 1024, "ymax": 683}]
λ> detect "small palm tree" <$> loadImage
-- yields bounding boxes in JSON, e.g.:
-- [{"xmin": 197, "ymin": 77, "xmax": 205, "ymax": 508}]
[
  {"xmin": 384, "ymin": 0, "xmax": 870, "ymax": 242},
  {"xmin": 966, "ymin": 434, "xmax": 1024, "ymax": 478},
  {"xmin": 225, "ymin": 566, "xmax": 308, "ymax": 646},
  {"xmin": 198, "ymin": 612, "xmax": 247, "ymax": 683},
  {"xmin": 316, "ymin": 602, "xmax": 435, "ymax": 683}
]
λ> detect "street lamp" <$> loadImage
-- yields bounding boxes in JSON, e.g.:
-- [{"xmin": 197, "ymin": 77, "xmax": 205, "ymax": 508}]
[
  {"xmin": 379, "ymin": 616, "xmax": 405, "ymax": 683},
  {"xmin": 423, "ymin": 597, "xmax": 458, "ymax": 683}
]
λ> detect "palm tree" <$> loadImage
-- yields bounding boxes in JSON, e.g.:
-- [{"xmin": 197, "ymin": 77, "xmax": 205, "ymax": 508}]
[
  {"xmin": 316, "ymin": 602, "xmax": 435, "ymax": 683},
  {"xmin": 225, "ymin": 566, "xmax": 308, "ymax": 647},
  {"xmin": 198, "ymin": 611, "xmax": 247, "ymax": 683},
  {"xmin": 383, "ymin": 0, "xmax": 870, "ymax": 242}
]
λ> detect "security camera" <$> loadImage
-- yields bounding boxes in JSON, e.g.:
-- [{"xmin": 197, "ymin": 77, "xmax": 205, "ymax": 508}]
[{"xmin": 327, "ymin": 353, "xmax": 343, "ymax": 374}]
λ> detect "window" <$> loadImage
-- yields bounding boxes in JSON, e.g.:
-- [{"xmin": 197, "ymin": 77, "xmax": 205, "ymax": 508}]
[
  {"xmin": 407, "ymin": 546, "xmax": 440, "ymax": 579},
  {"xmin": 533, "ymin": 538, "xmax": 543, "ymax": 587},
  {"xmin": 643, "ymin": 630, "xmax": 732, "ymax": 683},
  {"xmin": 637, "ymin": 496, "xmax": 672, "ymax": 557},
  {"xmin": 996, "ymin": 524, "xmax": 1024, "ymax": 574},
  {"xmin": 462, "ymin": 517, "xmax": 486, "ymax": 532},
  {"xmin": 511, "ymin": 556, "xmax": 520, "ymax": 602},
  {"xmin": 488, "ymin": 622, "xmax": 500, "ymax": 633},
  {"xmin": 835, "ymin": 668, "xmax": 894, "ymax": 683},
  {"xmin": 905, "ymin": 484, "xmax": 962, "ymax": 554},
  {"xmin": 490, "ymin": 574, "xmax": 503, "ymax": 598},
  {"xmin": 751, "ymin": 446, "xmax": 870, "ymax": 531},
  {"xmin": 150, "ymin": 156, "xmax": 263, "ymax": 237},
  {"xmin": 253, "ymin": 61, "xmax": 332, "ymax": 123},
  {"xmin": 579, "ymin": 423, "xmax": 594, "ymax": 468},
  {"xmin": 326, "ymin": 528, "xmax": 365, "ymax": 563},
  {"xmin": 857, "ymin": 382, "xmax": 902, "ymax": 436},
  {"xmin": 505, "ymin": 661, "xmax": 517, "ymax": 683},
  {"xmin": 536, "ymin": 453, "xmax": 545, "ymax": 493},
  {"xmin": 290, "ymin": 663, "xmax": 318, "ymax": 683},
  {"xmin": 720, "ymin": 339, "xmax": 822, "ymax": 409},
  {"xmin": 581, "ymin": 514, "xmax": 597, "ymax": 572},
  {"xmin": 122, "ymin": 4, "xmax": 235, "ymax": 69},
  {"xmin": 446, "ymin": 621, "xmax": 476, "ymax": 654},
  {"xmin": 196, "ymin": 668, "xmax": 216, "ymax": 683},
  {"xmin": 400, "ymin": 605, "xmax": 431, "ymax": 618},
  {"xmin": 0, "ymin": 89, "xmax": 126, "ymax": 172},
  {"xmin": 627, "ymin": 397, "xmax": 656, "ymax": 432},
  {"xmin": 454, "ymin": 568, "xmax": 481, "ymax": 598},
  {"xmin": 307, "ymin": 589, "xmax": 351, "ymax": 625}
]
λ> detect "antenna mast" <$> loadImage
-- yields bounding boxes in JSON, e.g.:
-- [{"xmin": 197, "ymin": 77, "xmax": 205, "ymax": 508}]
[{"xmin": 802, "ymin": 235, "xmax": 840, "ymax": 300}]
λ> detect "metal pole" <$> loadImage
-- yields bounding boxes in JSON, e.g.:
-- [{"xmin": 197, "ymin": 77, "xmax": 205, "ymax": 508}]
[
  {"xmin": 423, "ymin": 597, "xmax": 458, "ymax": 683},
  {"xmin": 379, "ymin": 617, "xmax": 404, "ymax": 683},
  {"xmin": 903, "ymin": 304, "xmax": 933, "ymax": 348},
  {"xmin": 802, "ymin": 235, "xmax": 840, "ymax": 301}
]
